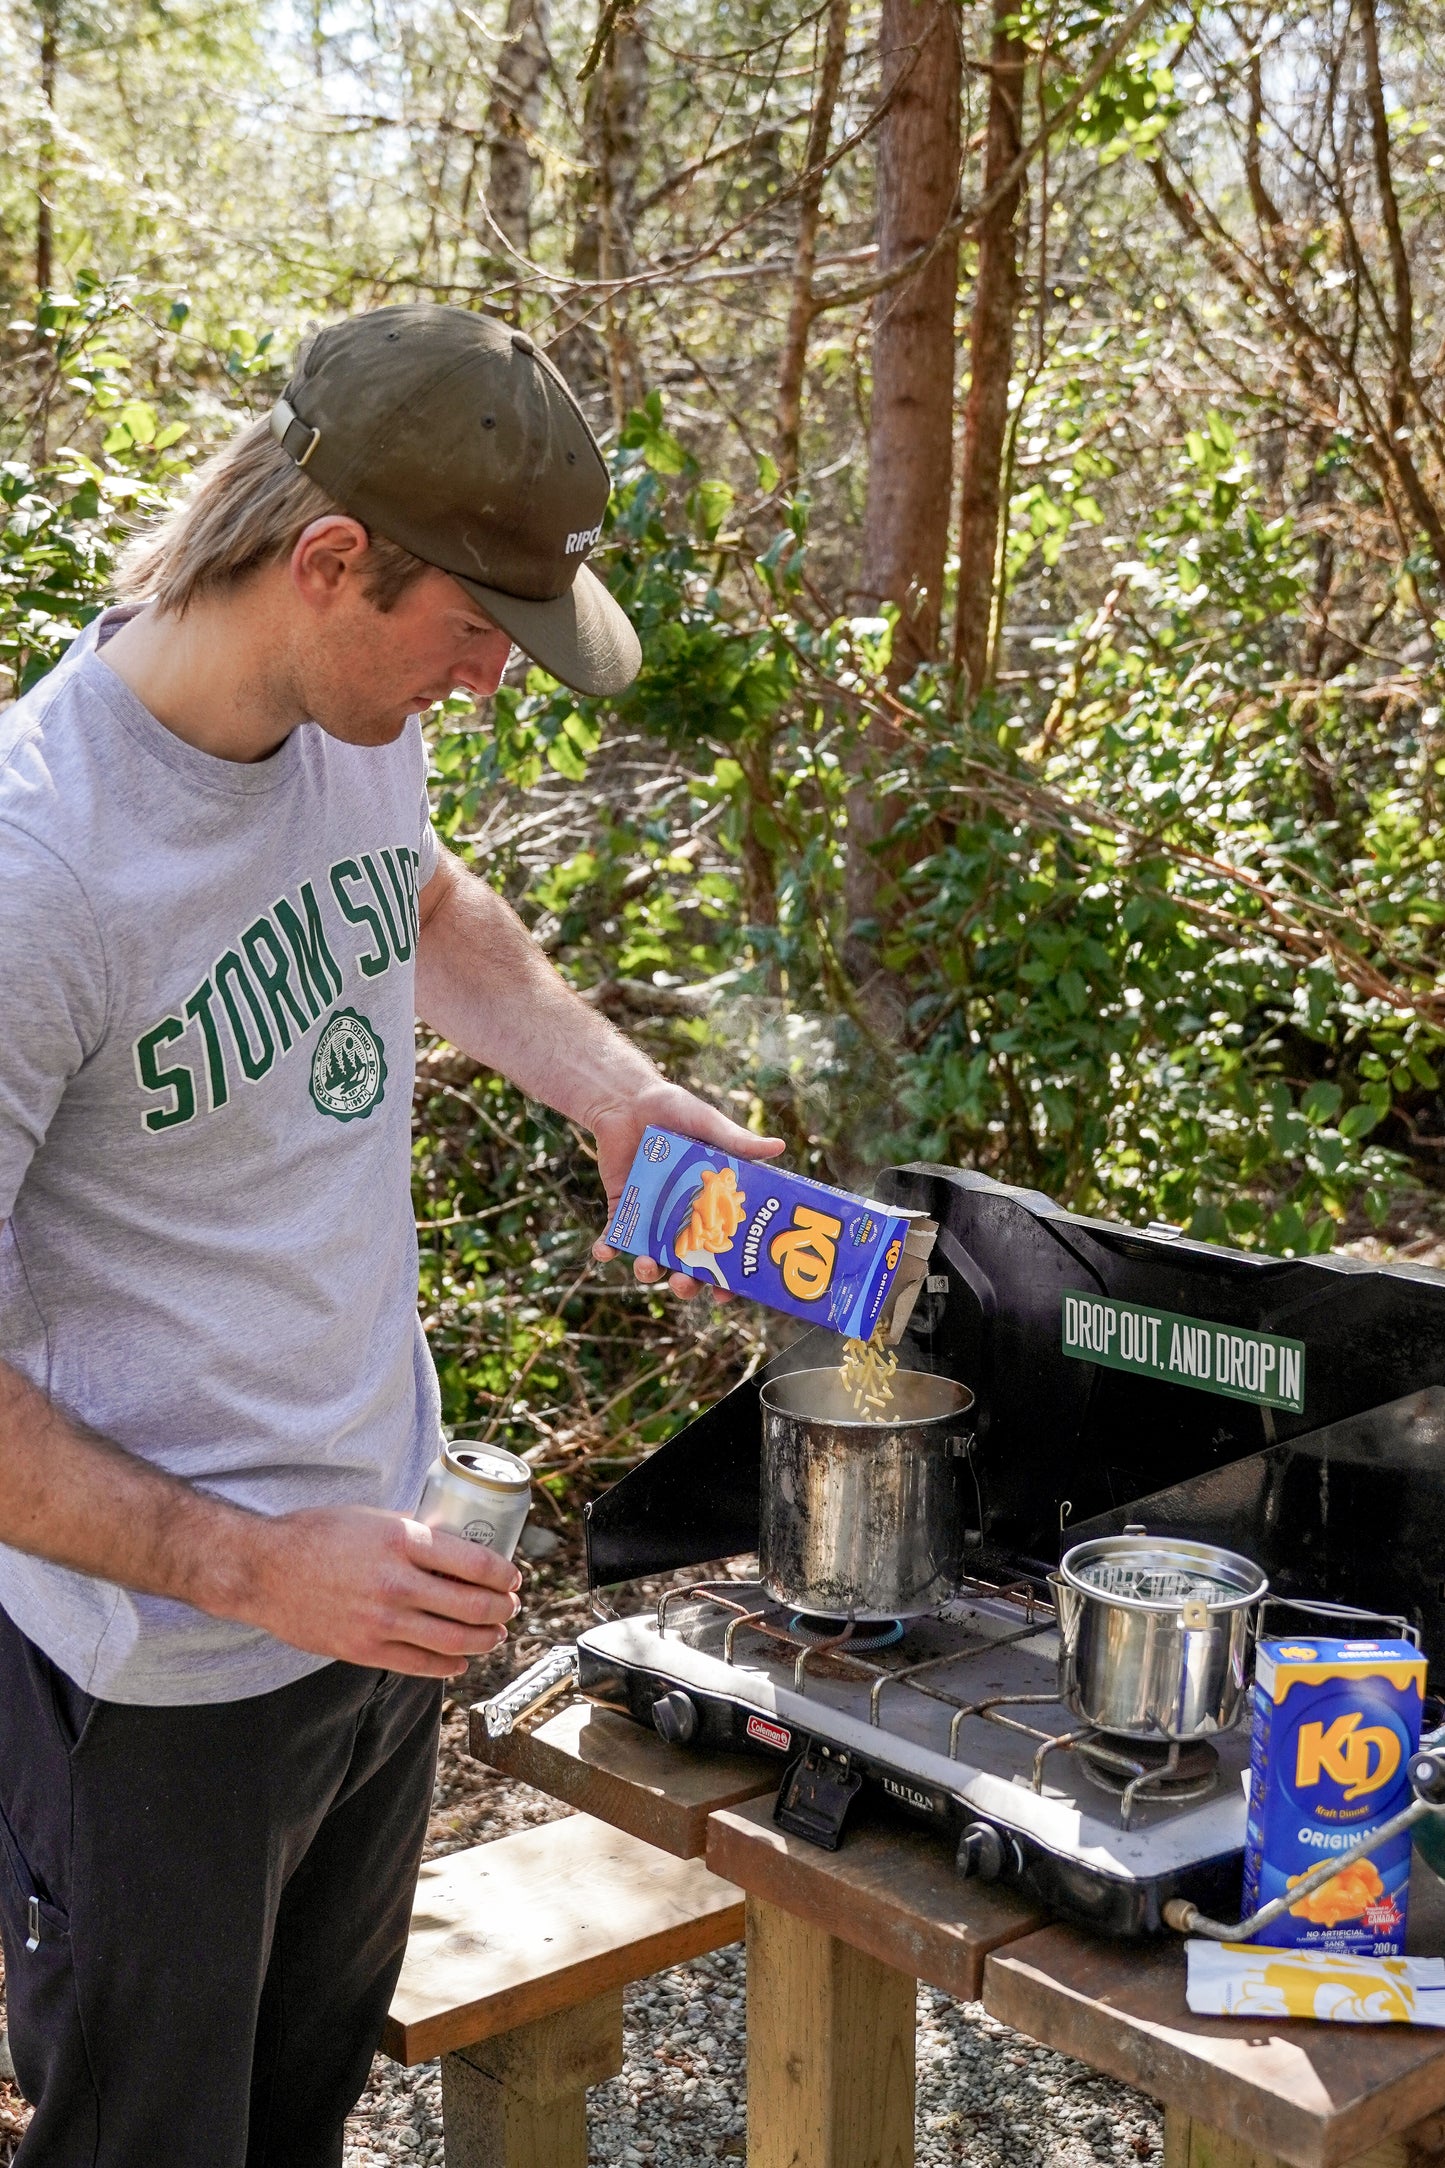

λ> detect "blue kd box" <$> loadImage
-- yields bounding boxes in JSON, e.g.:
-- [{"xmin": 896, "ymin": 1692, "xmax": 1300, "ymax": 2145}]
[
  {"xmin": 1242, "ymin": 1637, "xmax": 1426, "ymax": 1955},
  {"xmin": 603, "ymin": 1127, "xmax": 936, "ymax": 1341}
]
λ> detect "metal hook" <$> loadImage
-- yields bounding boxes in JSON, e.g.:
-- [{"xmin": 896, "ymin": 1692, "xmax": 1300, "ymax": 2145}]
[{"xmin": 1059, "ymin": 1500, "xmax": 1073, "ymax": 1532}]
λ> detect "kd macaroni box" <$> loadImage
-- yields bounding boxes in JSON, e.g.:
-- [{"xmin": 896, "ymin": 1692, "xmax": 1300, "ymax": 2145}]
[
  {"xmin": 603, "ymin": 1128, "xmax": 936, "ymax": 1341},
  {"xmin": 1242, "ymin": 1636, "xmax": 1426, "ymax": 1955}
]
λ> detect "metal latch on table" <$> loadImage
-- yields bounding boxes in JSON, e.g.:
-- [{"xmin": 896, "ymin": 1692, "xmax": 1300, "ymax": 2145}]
[{"xmin": 773, "ymin": 1741, "xmax": 863, "ymax": 1850}]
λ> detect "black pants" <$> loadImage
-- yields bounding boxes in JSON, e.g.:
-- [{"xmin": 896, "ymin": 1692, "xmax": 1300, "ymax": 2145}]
[{"xmin": 0, "ymin": 1608, "xmax": 442, "ymax": 2168}]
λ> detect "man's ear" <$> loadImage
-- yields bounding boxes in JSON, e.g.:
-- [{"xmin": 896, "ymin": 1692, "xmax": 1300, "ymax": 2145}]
[{"xmin": 290, "ymin": 516, "xmax": 372, "ymax": 607}]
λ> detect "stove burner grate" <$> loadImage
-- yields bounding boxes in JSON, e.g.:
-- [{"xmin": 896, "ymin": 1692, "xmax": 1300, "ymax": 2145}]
[
  {"xmin": 652, "ymin": 1578, "xmax": 1232, "ymax": 1830},
  {"xmin": 1073, "ymin": 1731, "xmax": 1221, "ymax": 1815},
  {"xmin": 788, "ymin": 1613, "xmax": 906, "ymax": 1651}
]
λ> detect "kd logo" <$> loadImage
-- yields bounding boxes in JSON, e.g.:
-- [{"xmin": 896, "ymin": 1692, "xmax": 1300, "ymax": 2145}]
[
  {"xmin": 769, "ymin": 1206, "xmax": 842, "ymax": 1300},
  {"xmin": 1295, "ymin": 1713, "xmax": 1401, "ymax": 1801}
]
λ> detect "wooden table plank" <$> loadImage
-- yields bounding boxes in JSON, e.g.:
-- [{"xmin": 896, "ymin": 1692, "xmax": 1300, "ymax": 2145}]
[
  {"xmin": 706, "ymin": 1792, "xmax": 1048, "ymax": 2004},
  {"xmin": 982, "ymin": 1865, "xmax": 1445, "ymax": 2168},
  {"xmin": 384, "ymin": 1816, "xmax": 743, "ymax": 2064},
  {"xmin": 468, "ymin": 1699, "xmax": 776, "ymax": 1858}
]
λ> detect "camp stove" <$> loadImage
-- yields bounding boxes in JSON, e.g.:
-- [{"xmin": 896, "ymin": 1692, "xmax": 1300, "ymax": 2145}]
[
  {"xmin": 529, "ymin": 1166, "xmax": 1445, "ymax": 1935},
  {"xmin": 573, "ymin": 1575, "xmax": 1255, "ymax": 1936}
]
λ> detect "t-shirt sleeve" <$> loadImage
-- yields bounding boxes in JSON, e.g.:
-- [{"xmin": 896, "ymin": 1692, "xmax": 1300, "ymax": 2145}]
[
  {"xmin": 417, "ymin": 739, "xmax": 440, "ymax": 888},
  {"xmin": 0, "ymin": 822, "xmax": 109, "ymax": 1221}
]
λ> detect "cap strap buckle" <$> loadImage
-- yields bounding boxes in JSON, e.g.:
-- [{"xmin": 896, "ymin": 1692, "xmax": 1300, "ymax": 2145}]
[{"xmin": 268, "ymin": 397, "xmax": 321, "ymax": 470}]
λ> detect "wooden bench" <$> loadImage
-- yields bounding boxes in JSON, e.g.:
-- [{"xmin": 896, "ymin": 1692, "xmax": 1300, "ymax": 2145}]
[{"xmin": 381, "ymin": 1812, "xmax": 744, "ymax": 2168}]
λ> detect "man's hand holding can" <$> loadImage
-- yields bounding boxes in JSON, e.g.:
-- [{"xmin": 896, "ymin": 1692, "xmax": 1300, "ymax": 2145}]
[{"xmin": 231, "ymin": 1502, "xmax": 522, "ymax": 1680}]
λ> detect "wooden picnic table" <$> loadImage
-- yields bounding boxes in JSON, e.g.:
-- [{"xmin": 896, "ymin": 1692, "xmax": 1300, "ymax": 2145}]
[{"xmin": 472, "ymin": 1698, "xmax": 1445, "ymax": 2168}]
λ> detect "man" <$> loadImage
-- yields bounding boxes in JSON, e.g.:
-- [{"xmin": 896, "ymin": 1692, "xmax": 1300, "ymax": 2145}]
[{"xmin": 0, "ymin": 303, "xmax": 780, "ymax": 2167}]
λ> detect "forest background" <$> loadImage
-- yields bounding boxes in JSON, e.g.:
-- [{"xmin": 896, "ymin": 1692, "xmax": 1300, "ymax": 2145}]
[{"xmin": 3, "ymin": 0, "xmax": 1445, "ymax": 1511}]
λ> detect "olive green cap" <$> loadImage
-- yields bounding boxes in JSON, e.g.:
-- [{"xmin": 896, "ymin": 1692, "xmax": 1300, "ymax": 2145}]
[{"xmin": 268, "ymin": 303, "xmax": 641, "ymax": 697}]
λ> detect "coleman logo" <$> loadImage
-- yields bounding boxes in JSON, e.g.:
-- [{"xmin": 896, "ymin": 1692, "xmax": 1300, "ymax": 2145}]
[
  {"xmin": 310, "ymin": 1008, "xmax": 387, "ymax": 1122},
  {"xmin": 564, "ymin": 522, "xmax": 603, "ymax": 556},
  {"xmin": 1296, "ymin": 1714, "xmax": 1402, "ymax": 1801},
  {"xmin": 769, "ymin": 1206, "xmax": 842, "ymax": 1301},
  {"xmin": 746, "ymin": 1714, "xmax": 791, "ymax": 1753}
]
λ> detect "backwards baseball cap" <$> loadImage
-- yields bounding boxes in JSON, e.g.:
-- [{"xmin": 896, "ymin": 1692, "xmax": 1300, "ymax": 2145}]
[{"xmin": 268, "ymin": 303, "xmax": 641, "ymax": 697}]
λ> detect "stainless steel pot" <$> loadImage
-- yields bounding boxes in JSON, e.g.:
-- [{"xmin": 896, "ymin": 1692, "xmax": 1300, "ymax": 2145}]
[
  {"xmin": 759, "ymin": 1368, "xmax": 975, "ymax": 1620},
  {"xmin": 1052, "ymin": 1533, "xmax": 1268, "ymax": 1740}
]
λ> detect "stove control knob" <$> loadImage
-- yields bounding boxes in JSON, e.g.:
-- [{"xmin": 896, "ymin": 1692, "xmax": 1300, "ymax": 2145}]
[
  {"xmin": 956, "ymin": 1821, "xmax": 1009, "ymax": 1882},
  {"xmin": 652, "ymin": 1689, "xmax": 700, "ymax": 1746},
  {"xmin": 1410, "ymin": 1751, "xmax": 1445, "ymax": 1805}
]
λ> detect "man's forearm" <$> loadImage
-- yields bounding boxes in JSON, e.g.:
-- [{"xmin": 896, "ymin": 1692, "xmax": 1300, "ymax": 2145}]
[
  {"xmin": 0, "ymin": 1355, "xmax": 519, "ymax": 1677},
  {"xmin": 0, "ymin": 1356, "xmax": 263, "ymax": 1620},
  {"xmin": 414, "ymin": 847, "xmax": 658, "ymax": 1125},
  {"xmin": 413, "ymin": 845, "xmax": 785, "ymax": 1288}
]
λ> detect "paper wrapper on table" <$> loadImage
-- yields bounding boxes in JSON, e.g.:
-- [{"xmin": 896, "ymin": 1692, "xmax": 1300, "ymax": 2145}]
[
  {"xmin": 603, "ymin": 1127, "xmax": 937, "ymax": 1342},
  {"xmin": 1186, "ymin": 1941, "xmax": 1445, "ymax": 2026},
  {"xmin": 1242, "ymin": 1637, "xmax": 1426, "ymax": 1955}
]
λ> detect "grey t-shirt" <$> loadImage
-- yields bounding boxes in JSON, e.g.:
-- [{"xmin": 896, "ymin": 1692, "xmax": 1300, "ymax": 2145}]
[{"xmin": 0, "ymin": 611, "xmax": 442, "ymax": 1703}]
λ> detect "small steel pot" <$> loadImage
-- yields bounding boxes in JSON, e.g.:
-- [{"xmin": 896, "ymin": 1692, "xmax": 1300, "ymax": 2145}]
[
  {"xmin": 1052, "ymin": 1533, "xmax": 1268, "ymax": 1741},
  {"xmin": 759, "ymin": 1368, "xmax": 975, "ymax": 1620}
]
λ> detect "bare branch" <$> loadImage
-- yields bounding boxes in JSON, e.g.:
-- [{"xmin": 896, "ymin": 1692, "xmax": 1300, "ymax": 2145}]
[{"xmin": 776, "ymin": 0, "xmax": 851, "ymax": 483}]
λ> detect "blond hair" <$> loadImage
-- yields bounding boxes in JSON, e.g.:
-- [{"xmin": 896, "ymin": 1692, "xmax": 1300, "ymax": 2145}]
[{"xmin": 115, "ymin": 419, "xmax": 431, "ymax": 616}]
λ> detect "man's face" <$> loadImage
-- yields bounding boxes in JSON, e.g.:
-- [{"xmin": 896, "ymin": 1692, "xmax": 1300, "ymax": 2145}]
[{"xmin": 290, "ymin": 526, "xmax": 516, "ymax": 745}]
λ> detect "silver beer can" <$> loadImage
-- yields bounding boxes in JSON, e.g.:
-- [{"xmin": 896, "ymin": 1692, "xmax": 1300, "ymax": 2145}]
[{"xmin": 415, "ymin": 1440, "xmax": 532, "ymax": 1559}]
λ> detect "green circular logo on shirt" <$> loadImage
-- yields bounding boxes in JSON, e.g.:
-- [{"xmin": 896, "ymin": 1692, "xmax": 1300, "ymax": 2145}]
[{"xmin": 310, "ymin": 1008, "xmax": 387, "ymax": 1122}]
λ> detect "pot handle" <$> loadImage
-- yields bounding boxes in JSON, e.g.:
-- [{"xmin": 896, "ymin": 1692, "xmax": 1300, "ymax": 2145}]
[
  {"xmin": 1174, "ymin": 1598, "xmax": 1214, "ymax": 1731},
  {"xmin": 1048, "ymin": 1571, "xmax": 1079, "ymax": 1655}
]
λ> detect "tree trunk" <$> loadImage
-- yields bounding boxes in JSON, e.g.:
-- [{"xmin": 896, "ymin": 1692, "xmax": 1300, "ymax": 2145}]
[
  {"xmin": 857, "ymin": 0, "xmax": 962, "ymax": 677},
  {"xmin": 776, "ymin": 0, "xmax": 851, "ymax": 485},
  {"xmin": 1357, "ymin": 0, "xmax": 1414, "ymax": 444},
  {"xmin": 573, "ymin": 20, "xmax": 648, "ymax": 285},
  {"xmin": 951, "ymin": 0, "xmax": 1025, "ymax": 702},
  {"xmin": 35, "ymin": 0, "xmax": 58, "ymax": 297},
  {"xmin": 569, "ymin": 9, "xmax": 649, "ymax": 426},
  {"xmin": 486, "ymin": 0, "xmax": 551, "ymax": 259},
  {"xmin": 30, "ymin": 0, "xmax": 60, "ymax": 468},
  {"xmin": 845, "ymin": 0, "xmax": 960, "ymax": 1014}
]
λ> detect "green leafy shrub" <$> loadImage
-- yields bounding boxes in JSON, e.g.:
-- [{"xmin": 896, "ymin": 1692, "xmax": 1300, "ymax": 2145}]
[{"xmin": 881, "ymin": 417, "xmax": 1445, "ymax": 1250}]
